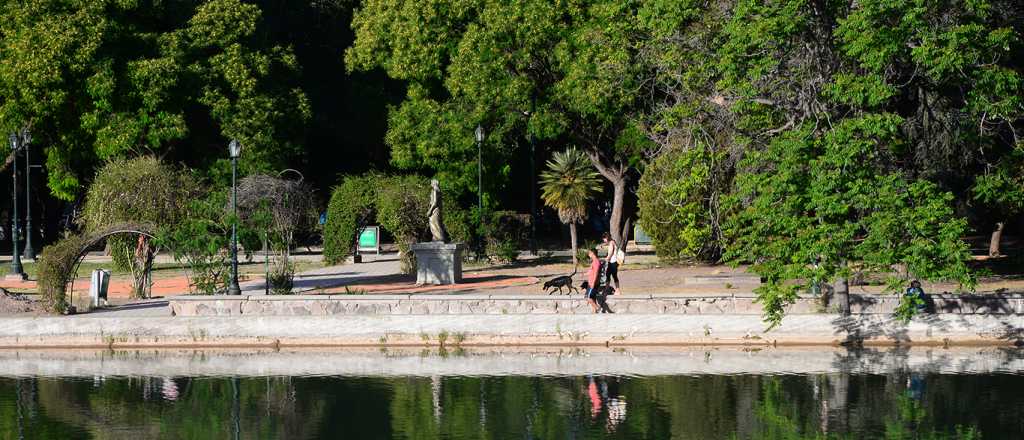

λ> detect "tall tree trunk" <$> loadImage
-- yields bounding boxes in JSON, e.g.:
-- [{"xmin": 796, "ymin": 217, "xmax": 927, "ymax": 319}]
[
  {"xmin": 609, "ymin": 176, "xmax": 627, "ymax": 248},
  {"xmin": 586, "ymin": 152, "xmax": 631, "ymax": 251},
  {"xmin": 569, "ymin": 222, "xmax": 578, "ymax": 267},
  {"xmin": 989, "ymin": 221, "xmax": 1005, "ymax": 257}
]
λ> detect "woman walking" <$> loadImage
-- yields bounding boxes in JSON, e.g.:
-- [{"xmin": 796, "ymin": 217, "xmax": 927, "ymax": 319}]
[
  {"xmin": 602, "ymin": 232, "xmax": 623, "ymax": 295},
  {"xmin": 585, "ymin": 248, "xmax": 602, "ymax": 313}
]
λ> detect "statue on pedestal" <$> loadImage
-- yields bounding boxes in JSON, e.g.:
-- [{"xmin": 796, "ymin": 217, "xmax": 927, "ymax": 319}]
[
  {"xmin": 427, "ymin": 179, "xmax": 448, "ymax": 243},
  {"xmin": 413, "ymin": 179, "xmax": 463, "ymax": 284}
]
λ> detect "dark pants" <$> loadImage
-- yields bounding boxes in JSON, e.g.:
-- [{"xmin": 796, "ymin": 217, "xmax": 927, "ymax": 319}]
[{"xmin": 605, "ymin": 262, "xmax": 619, "ymax": 287}]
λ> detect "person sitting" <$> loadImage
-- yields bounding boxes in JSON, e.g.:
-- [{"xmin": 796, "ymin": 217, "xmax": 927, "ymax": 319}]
[{"xmin": 905, "ymin": 280, "xmax": 927, "ymax": 311}]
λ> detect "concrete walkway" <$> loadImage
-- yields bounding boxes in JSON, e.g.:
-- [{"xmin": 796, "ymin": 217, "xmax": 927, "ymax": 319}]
[{"xmin": 239, "ymin": 253, "xmax": 401, "ymax": 295}]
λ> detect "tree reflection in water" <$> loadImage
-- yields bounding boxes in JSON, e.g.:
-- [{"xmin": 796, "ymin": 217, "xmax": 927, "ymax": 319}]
[{"xmin": 0, "ymin": 370, "xmax": 1011, "ymax": 439}]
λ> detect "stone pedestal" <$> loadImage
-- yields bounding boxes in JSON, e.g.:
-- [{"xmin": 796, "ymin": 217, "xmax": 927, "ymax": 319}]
[{"xmin": 410, "ymin": 242, "xmax": 464, "ymax": 285}]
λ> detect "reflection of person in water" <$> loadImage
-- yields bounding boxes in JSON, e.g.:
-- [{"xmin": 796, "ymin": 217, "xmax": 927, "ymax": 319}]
[
  {"xmin": 906, "ymin": 373, "xmax": 925, "ymax": 401},
  {"xmin": 606, "ymin": 395, "xmax": 627, "ymax": 432},
  {"xmin": 586, "ymin": 376, "xmax": 628, "ymax": 432},
  {"xmin": 587, "ymin": 376, "xmax": 602, "ymax": 418}
]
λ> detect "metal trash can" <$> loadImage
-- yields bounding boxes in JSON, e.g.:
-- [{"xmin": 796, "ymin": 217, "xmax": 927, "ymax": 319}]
[{"xmin": 90, "ymin": 269, "xmax": 111, "ymax": 308}]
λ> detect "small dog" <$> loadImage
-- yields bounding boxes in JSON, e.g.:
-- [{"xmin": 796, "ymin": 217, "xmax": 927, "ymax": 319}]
[
  {"xmin": 543, "ymin": 268, "xmax": 578, "ymax": 295},
  {"xmin": 580, "ymin": 280, "xmax": 614, "ymax": 313}
]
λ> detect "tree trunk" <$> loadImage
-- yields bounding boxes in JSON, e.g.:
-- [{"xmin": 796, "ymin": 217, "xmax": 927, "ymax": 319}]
[
  {"xmin": 586, "ymin": 151, "xmax": 631, "ymax": 252},
  {"xmin": 989, "ymin": 221, "xmax": 1005, "ymax": 257},
  {"xmin": 569, "ymin": 222, "xmax": 578, "ymax": 267},
  {"xmin": 609, "ymin": 176, "xmax": 627, "ymax": 249}
]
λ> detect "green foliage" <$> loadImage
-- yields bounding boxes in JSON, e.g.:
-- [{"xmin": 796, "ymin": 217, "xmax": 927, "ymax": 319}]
[
  {"xmin": 540, "ymin": 147, "xmax": 600, "ymax": 264},
  {"xmin": 0, "ymin": 0, "xmax": 310, "ymax": 200},
  {"xmin": 539, "ymin": 148, "xmax": 601, "ymax": 225},
  {"xmin": 632, "ymin": 0, "xmax": 1021, "ymax": 326},
  {"xmin": 323, "ymin": 173, "xmax": 379, "ymax": 264},
  {"xmin": 637, "ymin": 144, "xmax": 727, "ymax": 263},
  {"xmin": 483, "ymin": 211, "xmax": 531, "ymax": 264},
  {"xmin": 79, "ymin": 156, "xmax": 198, "ymax": 231},
  {"xmin": 347, "ymin": 0, "xmax": 647, "ymax": 220},
  {"xmin": 725, "ymin": 119, "xmax": 976, "ymax": 327},
  {"xmin": 108, "ymin": 235, "xmax": 135, "ymax": 272},
  {"xmin": 158, "ymin": 189, "xmax": 232, "ymax": 295},
  {"xmin": 894, "ymin": 292, "xmax": 927, "ymax": 324},
  {"xmin": 269, "ymin": 261, "xmax": 295, "ymax": 295},
  {"xmin": 973, "ymin": 144, "xmax": 1024, "ymax": 216},
  {"xmin": 36, "ymin": 234, "xmax": 90, "ymax": 313},
  {"xmin": 376, "ymin": 175, "xmax": 432, "ymax": 273},
  {"xmin": 324, "ymin": 172, "xmax": 473, "ymax": 272},
  {"xmin": 79, "ymin": 156, "xmax": 198, "ymax": 298}
]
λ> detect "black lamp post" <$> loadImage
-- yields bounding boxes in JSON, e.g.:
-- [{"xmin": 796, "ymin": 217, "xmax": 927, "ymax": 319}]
[
  {"xmin": 7, "ymin": 130, "xmax": 26, "ymax": 280},
  {"xmin": 475, "ymin": 125, "xmax": 484, "ymax": 223},
  {"xmin": 22, "ymin": 129, "xmax": 34, "ymax": 261},
  {"xmin": 227, "ymin": 139, "xmax": 242, "ymax": 295}
]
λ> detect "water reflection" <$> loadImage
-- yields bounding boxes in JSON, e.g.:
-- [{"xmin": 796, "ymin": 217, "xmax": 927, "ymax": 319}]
[{"xmin": 0, "ymin": 348, "xmax": 1021, "ymax": 439}]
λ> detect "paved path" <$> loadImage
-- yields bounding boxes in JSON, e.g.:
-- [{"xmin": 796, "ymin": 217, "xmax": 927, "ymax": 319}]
[{"xmin": 239, "ymin": 253, "xmax": 402, "ymax": 295}]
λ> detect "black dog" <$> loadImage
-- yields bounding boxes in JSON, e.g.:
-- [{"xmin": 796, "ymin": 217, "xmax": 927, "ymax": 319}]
[
  {"xmin": 544, "ymin": 267, "xmax": 578, "ymax": 295},
  {"xmin": 579, "ymin": 280, "xmax": 614, "ymax": 313}
]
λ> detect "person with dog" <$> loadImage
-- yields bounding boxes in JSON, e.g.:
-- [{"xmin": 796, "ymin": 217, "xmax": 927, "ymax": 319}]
[
  {"xmin": 602, "ymin": 232, "xmax": 623, "ymax": 295},
  {"xmin": 582, "ymin": 248, "xmax": 615, "ymax": 314},
  {"xmin": 585, "ymin": 248, "xmax": 602, "ymax": 313}
]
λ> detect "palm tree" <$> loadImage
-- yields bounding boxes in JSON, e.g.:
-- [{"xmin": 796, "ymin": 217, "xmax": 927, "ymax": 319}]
[{"xmin": 539, "ymin": 147, "xmax": 602, "ymax": 266}]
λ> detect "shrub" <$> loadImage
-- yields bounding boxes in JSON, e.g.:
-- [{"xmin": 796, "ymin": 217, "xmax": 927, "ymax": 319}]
[
  {"xmin": 323, "ymin": 173, "xmax": 378, "ymax": 264},
  {"xmin": 443, "ymin": 202, "xmax": 474, "ymax": 245},
  {"xmin": 575, "ymin": 240, "xmax": 600, "ymax": 267},
  {"xmin": 79, "ymin": 157, "xmax": 198, "ymax": 229},
  {"xmin": 236, "ymin": 174, "xmax": 318, "ymax": 263},
  {"xmin": 324, "ymin": 172, "xmax": 476, "ymax": 272},
  {"xmin": 268, "ymin": 261, "xmax": 295, "ymax": 295},
  {"xmin": 377, "ymin": 175, "xmax": 431, "ymax": 273},
  {"xmin": 79, "ymin": 156, "xmax": 199, "ymax": 298},
  {"xmin": 483, "ymin": 211, "xmax": 530, "ymax": 263},
  {"xmin": 637, "ymin": 145, "xmax": 726, "ymax": 264},
  {"xmin": 105, "ymin": 235, "xmax": 135, "ymax": 272},
  {"xmin": 158, "ymin": 190, "xmax": 231, "ymax": 295},
  {"xmin": 486, "ymin": 239, "xmax": 518, "ymax": 264},
  {"xmin": 37, "ymin": 234, "xmax": 90, "ymax": 313}
]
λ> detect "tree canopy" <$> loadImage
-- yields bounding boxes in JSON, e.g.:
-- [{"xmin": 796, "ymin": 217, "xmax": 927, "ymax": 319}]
[
  {"xmin": 347, "ymin": 0, "xmax": 652, "ymax": 245},
  {"xmin": 0, "ymin": 0, "xmax": 310, "ymax": 200}
]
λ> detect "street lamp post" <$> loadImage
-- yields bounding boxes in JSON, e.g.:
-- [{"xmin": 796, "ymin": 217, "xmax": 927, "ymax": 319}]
[
  {"xmin": 22, "ymin": 129, "xmax": 34, "ymax": 261},
  {"xmin": 7, "ymin": 131, "xmax": 25, "ymax": 280},
  {"xmin": 227, "ymin": 140, "xmax": 242, "ymax": 295},
  {"xmin": 475, "ymin": 125, "xmax": 484, "ymax": 224}
]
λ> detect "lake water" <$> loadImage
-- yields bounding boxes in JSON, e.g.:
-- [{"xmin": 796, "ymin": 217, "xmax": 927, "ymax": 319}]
[{"xmin": 1, "ymin": 347, "xmax": 1022, "ymax": 439}]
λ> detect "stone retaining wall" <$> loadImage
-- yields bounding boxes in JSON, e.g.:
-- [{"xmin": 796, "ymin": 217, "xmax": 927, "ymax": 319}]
[{"xmin": 168, "ymin": 293, "xmax": 1024, "ymax": 317}]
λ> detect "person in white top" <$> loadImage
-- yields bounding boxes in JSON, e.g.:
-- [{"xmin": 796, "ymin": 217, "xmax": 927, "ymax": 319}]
[{"xmin": 602, "ymin": 232, "xmax": 622, "ymax": 295}]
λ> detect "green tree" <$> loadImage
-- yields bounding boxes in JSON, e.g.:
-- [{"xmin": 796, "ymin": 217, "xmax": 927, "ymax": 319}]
[
  {"xmin": 632, "ymin": 0, "xmax": 1020, "ymax": 326},
  {"xmin": 0, "ymin": 0, "xmax": 310, "ymax": 200},
  {"xmin": 539, "ymin": 147, "xmax": 601, "ymax": 266},
  {"xmin": 346, "ymin": 0, "xmax": 651, "ymax": 248}
]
